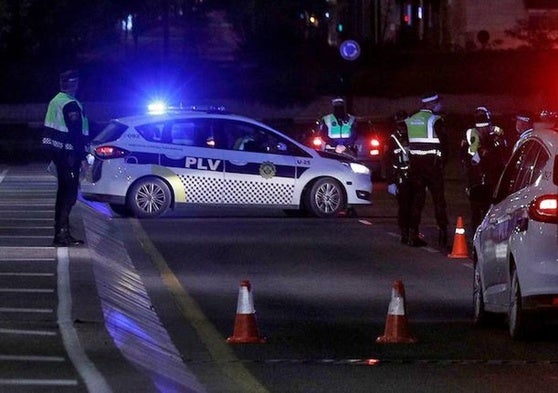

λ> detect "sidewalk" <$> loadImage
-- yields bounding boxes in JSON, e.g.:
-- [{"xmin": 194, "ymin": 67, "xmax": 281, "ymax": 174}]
[{"xmin": 0, "ymin": 162, "xmax": 202, "ymax": 392}]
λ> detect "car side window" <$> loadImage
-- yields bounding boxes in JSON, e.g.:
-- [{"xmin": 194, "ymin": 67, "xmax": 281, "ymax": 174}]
[
  {"xmin": 494, "ymin": 143, "xmax": 529, "ymax": 202},
  {"xmin": 163, "ymin": 119, "xmax": 214, "ymax": 147},
  {"xmin": 136, "ymin": 122, "xmax": 164, "ymax": 142}
]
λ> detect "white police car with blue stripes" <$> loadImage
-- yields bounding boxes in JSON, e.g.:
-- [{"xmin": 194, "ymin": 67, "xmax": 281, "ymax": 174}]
[{"xmin": 81, "ymin": 105, "xmax": 372, "ymax": 218}]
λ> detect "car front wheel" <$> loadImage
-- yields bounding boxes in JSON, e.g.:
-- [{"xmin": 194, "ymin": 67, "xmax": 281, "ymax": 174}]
[
  {"xmin": 305, "ymin": 177, "xmax": 345, "ymax": 218},
  {"xmin": 127, "ymin": 177, "xmax": 171, "ymax": 218}
]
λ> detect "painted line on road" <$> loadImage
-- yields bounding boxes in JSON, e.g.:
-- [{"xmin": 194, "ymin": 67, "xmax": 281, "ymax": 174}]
[
  {"xmin": 0, "ymin": 379, "xmax": 78, "ymax": 386},
  {"xmin": 0, "ymin": 169, "xmax": 7, "ymax": 184},
  {"xmin": 0, "ymin": 307, "xmax": 53, "ymax": 313},
  {"xmin": 0, "ymin": 328, "xmax": 56, "ymax": 336},
  {"xmin": 56, "ymin": 247, "xmax": 112, "ymax": 393},
  {"xmin": 0, "ymin": 272, "xmax": 54, "ymax": 277},
  {"xmin": 131, "ymin": 218, "xmax": 269, "ymax": 393},
  {"xmin": 358, "ymin": 219, "xmax": 372, "ymax": 225},
  {"xmin": 0, "ymin": 288, "xmax": 54, "ymax": 293},
  {"xmin": 0, "ymin": 354, "xmax": 65, "ymax": 362}
]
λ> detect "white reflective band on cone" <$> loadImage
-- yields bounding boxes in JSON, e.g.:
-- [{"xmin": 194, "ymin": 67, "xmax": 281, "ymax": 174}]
[
  {"xmin": 455, "ymin": 228, "xmax": 466, "ymax": 235},
  {"xmin": 236, "ymin": 286, "xmax": 255, "ymax": 314},
  {"xmin": 387, "ymin": 293, "xmax": 405, "ymax": 316}
]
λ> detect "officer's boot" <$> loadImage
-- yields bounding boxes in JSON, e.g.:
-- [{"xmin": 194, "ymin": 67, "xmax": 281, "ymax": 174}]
[
  {"xmin": 407, "ymin": 229, "xmax": 427, "ymax": 247},
  {"xmin": 438, "ymin": 226, "xmax": 448, "ymax": 248},
  {"xmin": 53, "ymin": 227, "xmax": 84, "ymax": 247}
]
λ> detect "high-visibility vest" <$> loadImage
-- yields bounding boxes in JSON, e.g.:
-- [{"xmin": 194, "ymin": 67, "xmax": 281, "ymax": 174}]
[
  {"xmin": 322, "ymin": 114, "xmax": 355, "ymax": 139},
  {"xmin": 43, "ymin": 92, "xmax": 88, "ymax": 151},
  {"xmin": 465, "ymin": 128, "xmax": 481, "ymax": 156},
  {"xmin": 405, "ymin": 109, "xmax": 441, "ymax": 156}
]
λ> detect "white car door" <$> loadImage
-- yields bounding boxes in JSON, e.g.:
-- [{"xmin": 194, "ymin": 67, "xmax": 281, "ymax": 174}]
[
  {"xmin": 159, "ymin": 119, "xmax": 225, "ymax": 204},
  {"xmin": 215, "ymin": 119, "xmax": 298, "ymax": 206}
]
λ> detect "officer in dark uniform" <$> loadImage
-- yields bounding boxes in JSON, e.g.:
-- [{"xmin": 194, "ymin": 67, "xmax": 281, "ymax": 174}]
[
  {"xmin": 460, "ymin": 106, "xmax": 508, "ymax": 231},
  {"xmin": 384, "ymin": 111, "xmax": 413, "ymax": 244},
  {"xmin": 42, "ymin": 70, "xmax": 89, "ymax": 246},
  {"xmin": 405, "ymin": 92, "xmax": 449, "ymax": 248}
]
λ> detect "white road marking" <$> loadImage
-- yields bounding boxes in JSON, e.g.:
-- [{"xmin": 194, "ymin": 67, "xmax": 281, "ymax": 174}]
[
  {"xmin": 0, "ymin": 328, "xmax": 56, "ymax": 336},
  {"xmin": 57, "ymin": 247, "xmax": 112, "ymax": 393}
]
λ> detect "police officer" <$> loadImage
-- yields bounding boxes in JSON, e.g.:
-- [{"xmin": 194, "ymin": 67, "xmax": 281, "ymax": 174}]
[
  {"xmin": 385, "ymin": 111, "xmax": 413, "ymax": 244},
  {"xmin": 43, "ymin": 70, "xmax": 89, "ymax": 246},
  {"xmin": 460, "ymin": 106, "xmax": 508, "ymax": 231},
  {"xmin": 405, "ymin": 92, "xmax": 449, "ymax": 247},
  {"xmin": 511, "ymin": 111, "xmax": 534, "ymax": 153},
  {"xmin": 318, "ymin": 97, "xmax": 357, "ymax": 155}
]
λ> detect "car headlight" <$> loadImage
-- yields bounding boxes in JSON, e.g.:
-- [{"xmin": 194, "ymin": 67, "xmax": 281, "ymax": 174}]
[{"xmin": 349, "ymin": 162, "xmax": 370, "ymax": 175}]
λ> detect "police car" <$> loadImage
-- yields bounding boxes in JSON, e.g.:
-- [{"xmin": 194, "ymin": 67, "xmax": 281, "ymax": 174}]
[{"xmin": 80, "ymin": 104, "xmax": 372, "ymax": 218}]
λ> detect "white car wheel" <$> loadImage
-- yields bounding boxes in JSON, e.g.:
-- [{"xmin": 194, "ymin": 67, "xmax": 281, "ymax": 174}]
[
  {"xmin": 128, "ymin": 177, "xmax": 171, "ymax": 218},
  {"xmin": 306, "ymin": 177, "xmax": 345, "ymax": 218}
]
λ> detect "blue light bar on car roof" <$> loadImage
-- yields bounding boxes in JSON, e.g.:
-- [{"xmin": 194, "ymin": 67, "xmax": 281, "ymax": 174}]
[
  {"xmin": 147, "ymin": 101, "xmax": 228, "ymax": 115},
  {"xmin": 147, "ymin": 101, "xmax": 168, "ymax": 115}
]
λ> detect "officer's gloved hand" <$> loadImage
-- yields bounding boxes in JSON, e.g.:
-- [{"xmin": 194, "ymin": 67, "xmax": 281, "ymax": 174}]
[
  {"xmin": 472, "ymin": 152, "xmax": 481, "ymax": 165},
  {"xmin": 387, "ymin": 183, "xmax": 398, "ymax": 196}
]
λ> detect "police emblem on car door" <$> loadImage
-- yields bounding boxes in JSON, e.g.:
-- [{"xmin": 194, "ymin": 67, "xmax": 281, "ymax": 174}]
[{"xmin": 216, "ymin": 119, "xmax": 297, "ymax": 205}]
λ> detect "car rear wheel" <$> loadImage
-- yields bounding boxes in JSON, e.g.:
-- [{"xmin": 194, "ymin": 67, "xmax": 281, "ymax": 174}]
[
  {"xmin": 305, "ymin": 177, "xmax": 345, "ymax": 218},
  {"xmin": 127, "ymin": 177, "xmax": 171, "ymax": 218},
  {"xmin": 473, "ymin": 262, "xmax": 487, "ymax": 326},
  {"xmin": 509, "ymin": 268, "xmax": 528, "ymax": 340}
]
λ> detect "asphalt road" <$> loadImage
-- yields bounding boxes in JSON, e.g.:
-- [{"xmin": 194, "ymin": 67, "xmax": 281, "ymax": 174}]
[{"xmin": 3, "ymin": 162, "xmax": 558, "ymax": 393}]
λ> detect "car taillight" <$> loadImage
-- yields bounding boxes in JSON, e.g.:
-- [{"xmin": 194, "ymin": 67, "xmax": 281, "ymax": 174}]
[
  {"xmin": 528, "ymin": 194, "xmax": 558, "ymax": 223},
  {"xmin": 369, "ymin": 138, "xmax": 381, "ymax": 156},
  {"xmin": 94, "ymin": 146, "xmax": 129, "ymax": 159},
  {"xmin": 312, "ymin": 136, "xmax": 323, "ymax": 147}
]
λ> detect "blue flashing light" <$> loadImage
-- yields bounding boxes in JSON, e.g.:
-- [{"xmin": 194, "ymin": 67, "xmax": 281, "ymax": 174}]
[{"xmin": 147, "ymin": 101, "xmax": 167, "ymax": 115}]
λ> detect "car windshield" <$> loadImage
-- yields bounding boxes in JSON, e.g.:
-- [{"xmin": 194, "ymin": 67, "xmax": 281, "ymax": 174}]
[{"xmin": 92, "ymin": 121, "xmax": 128, "ymax": 144}]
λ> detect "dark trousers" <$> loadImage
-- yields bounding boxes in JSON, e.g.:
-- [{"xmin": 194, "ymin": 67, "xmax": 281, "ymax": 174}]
[
  {"xmin": 469, "ymin": 184, "xmax": 492, "ymax": 231},
  {"xmin": 397, "ymin": 180, "xmax": 413, "ymax": 235},
  {"xmin": 408, "ymin": 155, "xmax": 448, "ymax": 232},
  {"xmin": 53, "ymin": 153, "xmax": 80, "ymax": 232}
]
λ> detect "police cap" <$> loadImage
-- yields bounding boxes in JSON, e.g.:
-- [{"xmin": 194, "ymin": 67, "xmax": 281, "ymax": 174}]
[
  {"xmin": 331, "ymin": 97, "xmax": 345, "ymax": 106},
  {"xmin": 421, "ymin": 92, "xmax": 439, "ymax": 103},
  {"xmin": 515, "ymin": 111, "xmax": 534, "ymax": 124}
]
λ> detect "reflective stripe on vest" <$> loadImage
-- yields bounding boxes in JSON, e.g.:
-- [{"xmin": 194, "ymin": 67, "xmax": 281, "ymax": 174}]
[
  {"xmin": 405, "ymin": 110, "xmax": 441, "ymax": 155},
  {"xmin": 44, "ymin": 92, "xmax": 89, "ymax": 135},
  {"xmin": 466, "ymin": 128, "xmax": 480, "ymax": 156},
  {"xmin": 322, "ymin": 114, "xmax": 355, "ymax": 139}
]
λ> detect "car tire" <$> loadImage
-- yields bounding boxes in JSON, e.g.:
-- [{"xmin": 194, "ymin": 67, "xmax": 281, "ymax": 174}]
[
  {"xmin": 508, "ymin": 268, "xmax": 528, "ymax": 340},
  {"xmin": 305, "ymin": 177, "xmax": 345, "ymax": 218},
  {"xmin": 473, "ymin": 262, "xmax": 487, "ymax": 326},
  {"xmin": 109, "ymin": 203, "xmax": 132, "ymax": 217},
  {"xmin": 127, "ymin": 177, "xmax": 171, "ymax": 218}
]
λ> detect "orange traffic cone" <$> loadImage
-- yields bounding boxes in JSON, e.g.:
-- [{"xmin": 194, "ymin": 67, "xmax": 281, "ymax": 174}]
[
  {"xmin": 227, "ymin": 280, "xmax": 266, "ymax": 344},
  {"xmin": 376, "ymin": 280, "xmax": 417, "ymax": 344},
  {"xmin": 448, "ymin": 216, "xmax": 469, "ymax": 259}
]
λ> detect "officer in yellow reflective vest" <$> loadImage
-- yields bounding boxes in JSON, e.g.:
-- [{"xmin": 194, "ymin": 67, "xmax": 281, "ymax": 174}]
[
  {"xmin": 460, "ymin": 106, "xmax": 507, "ymax": 231},
  {"xmin": 405, "ymin": 92, "xmax": 449, "ymax": 248},
  {"xmin": 43, "ymin": 70, "xmax": 89, "ymax": 246},
  {"xmin": 318, "ymin": 97, "xmax": 357, "ymax": 155}
]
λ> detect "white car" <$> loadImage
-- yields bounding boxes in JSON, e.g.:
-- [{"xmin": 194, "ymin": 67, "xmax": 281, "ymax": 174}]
[
  {"xmin": 473, "ymin": 125, "xmax": 558, "ymax": 339},
  {"xmin": 81, "ymin": 105, "xmax": 372, "ymax": 218}
]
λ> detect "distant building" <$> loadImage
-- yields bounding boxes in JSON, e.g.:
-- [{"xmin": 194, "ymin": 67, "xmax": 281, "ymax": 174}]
[{"xmin": 331, "ymin": 0, "xmax": 558, "ymax": 50}]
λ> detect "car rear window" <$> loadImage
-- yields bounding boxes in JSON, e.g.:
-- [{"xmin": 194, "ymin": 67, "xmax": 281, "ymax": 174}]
[{"xmin": 91, "ymin": 121, "xmax": 128, "ymax": 144}]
